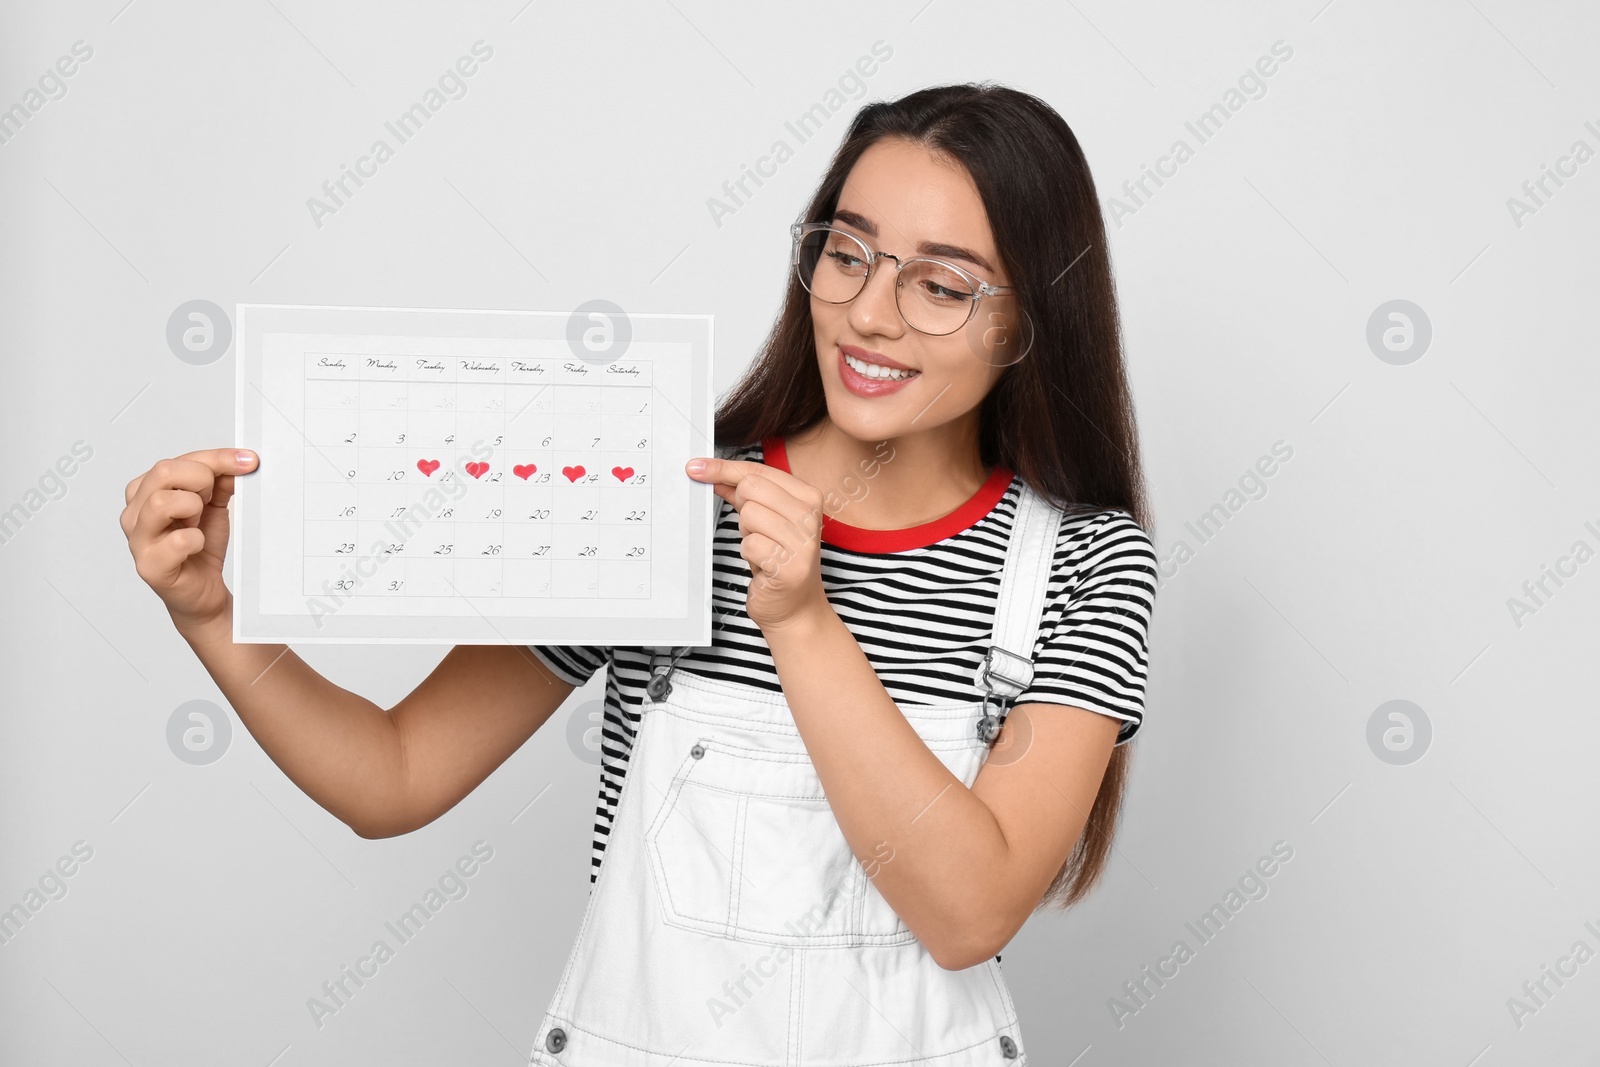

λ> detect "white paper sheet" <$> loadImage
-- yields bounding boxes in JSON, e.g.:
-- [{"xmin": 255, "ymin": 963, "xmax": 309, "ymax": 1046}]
[{"xmin": 232, "ymin": 304, "xmax": 715, "ymax": 645}]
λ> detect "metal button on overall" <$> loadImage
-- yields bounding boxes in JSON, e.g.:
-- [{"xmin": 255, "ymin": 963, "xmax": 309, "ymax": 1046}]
[
  {"xmin": 690, "ymin": 743, "xmax": 704, "ymax": 759},
  {"xmin": 545, "ymin": 1027, "xmax": 566, "ymax": 1052},
  {"xmin": 1000, "ymin": 1034, "xmax": 1018, "ymax": 1058}
]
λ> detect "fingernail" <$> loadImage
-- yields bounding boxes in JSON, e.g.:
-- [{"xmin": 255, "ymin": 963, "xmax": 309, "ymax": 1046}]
[
  {"xmin": 237, "ymin": 450, "xmax": 257, "ymax": 467},
  {"xmin": 685, "ymin": 459, "xmax": 705, "ymax": 474}
]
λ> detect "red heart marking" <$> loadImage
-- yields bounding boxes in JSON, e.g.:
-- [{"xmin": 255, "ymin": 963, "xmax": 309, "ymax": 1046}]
[
  {"xmin": 465, "ymin": 461, "xmax": 489, "ymax": 479},
  {"xmin": 562, "ymin": 465, "xmax": 586, "ymax": 482},
  {"xmin": 417, "ymin": 458, "xmax": 441, "ymax": 476},
  {"xmin": 611, "ymin": 466, "xmax": 635, "ymax": 482},
  {"xmin": 513, "ymin": 463, "xmax": 537, "ymax": 480}
]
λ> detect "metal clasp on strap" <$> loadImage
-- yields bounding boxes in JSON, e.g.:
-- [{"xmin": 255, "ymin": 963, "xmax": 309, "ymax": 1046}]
[
  {"xmin": 976, "ymin": 692, "xmax": 1005, "ymax": 744},
  {"xmin": 975, "ymin": 645, "xmax": 1034, "ymax": 744},
  {"xmin": 645, "ymin": 646, "xmax": 684, "ymax": 701},
  {"xmin": 977, "ymin": 645, "xmax": 1033, "ymax": 698}
]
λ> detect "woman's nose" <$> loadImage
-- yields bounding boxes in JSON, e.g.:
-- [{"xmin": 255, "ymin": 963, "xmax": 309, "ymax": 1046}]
[{"xmin": 848, "ymin": 261, "xmax": 906, "ymax": 336}]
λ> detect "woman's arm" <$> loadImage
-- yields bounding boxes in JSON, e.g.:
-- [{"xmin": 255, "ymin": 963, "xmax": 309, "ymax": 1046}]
[
  {"xmin": 764, "ymin": 608, "xmax": 1117, "ymax": 970},
  {"xmin": 175, "ymin": 601, "xmax": 577, "ymax": 838},
  {"xmin": 685, "ymin": 453, "xmax": 1122, "ymax": 967},
  {"xmin": 121, "ymin": 447, "xmax": 577, "ymax": 840}
]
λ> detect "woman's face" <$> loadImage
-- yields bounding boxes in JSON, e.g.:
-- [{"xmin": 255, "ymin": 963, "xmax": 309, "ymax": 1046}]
[{"xmin": 809, "ymin": 136, "xmax": 1019, "ymax": 445}]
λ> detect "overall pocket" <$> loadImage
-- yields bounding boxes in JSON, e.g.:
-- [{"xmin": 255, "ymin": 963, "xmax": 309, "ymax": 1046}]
[{"xmin": 644, "ymin": 735, "xmax": 918, "ymax": 947}]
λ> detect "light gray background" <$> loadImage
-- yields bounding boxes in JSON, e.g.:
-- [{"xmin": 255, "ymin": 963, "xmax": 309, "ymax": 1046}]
[{"xmin": 2, "ymin": 1, "xmax": 1596, "ymax": 1063}]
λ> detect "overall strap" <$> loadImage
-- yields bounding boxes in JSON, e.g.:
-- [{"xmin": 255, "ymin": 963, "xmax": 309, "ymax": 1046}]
[
  {"xmin": 972, "ymin": 479, "xmax": 1063, "ymax": 707},
  {"xmin": 646, "ymin": 442, "xmax": 739, "ymax": 698}
]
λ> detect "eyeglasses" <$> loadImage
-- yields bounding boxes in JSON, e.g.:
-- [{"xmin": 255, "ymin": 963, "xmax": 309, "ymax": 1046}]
[{"xmin": 789, "ymin": 221, "xmax": 1014, "ymax": 336}]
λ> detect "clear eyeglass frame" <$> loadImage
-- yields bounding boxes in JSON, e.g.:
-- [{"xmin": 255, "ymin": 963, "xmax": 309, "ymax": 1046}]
[{"xmin": 789, "ymin": 221, "xmax": 1015, "ymax": 337}]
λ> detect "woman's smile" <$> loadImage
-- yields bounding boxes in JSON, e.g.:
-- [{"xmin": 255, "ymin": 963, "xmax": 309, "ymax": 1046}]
[{"xmin": 838, "ymin": 343, "xmax": 921, "ymax": 397}]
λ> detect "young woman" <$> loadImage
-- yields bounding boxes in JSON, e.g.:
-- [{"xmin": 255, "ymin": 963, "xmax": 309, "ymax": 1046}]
[{"xmin": 120, "ymin": 83, "xmax": 1156, "ymax": 1064}]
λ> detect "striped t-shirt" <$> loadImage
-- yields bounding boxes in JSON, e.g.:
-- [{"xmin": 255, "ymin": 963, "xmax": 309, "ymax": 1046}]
[{"xmin": 530, "ymin": 436, "xmax": 1158, "ymax": 885}]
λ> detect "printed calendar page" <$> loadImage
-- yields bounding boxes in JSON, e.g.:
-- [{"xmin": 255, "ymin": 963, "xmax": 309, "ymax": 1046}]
[{"xmin": 232, "ymin": 304, "xmax": 715, "ymax": 645}]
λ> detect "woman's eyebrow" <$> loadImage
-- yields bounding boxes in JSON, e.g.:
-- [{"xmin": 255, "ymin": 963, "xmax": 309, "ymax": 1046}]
[{"xmin": 831, "ymin": 208, "xmax": 997, "ymax": 275}]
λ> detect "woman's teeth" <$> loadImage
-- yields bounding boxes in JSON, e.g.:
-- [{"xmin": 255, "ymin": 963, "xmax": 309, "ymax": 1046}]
[{"xmin": 844, "ymin": 353, "xmax": 918, "ymax": 380}]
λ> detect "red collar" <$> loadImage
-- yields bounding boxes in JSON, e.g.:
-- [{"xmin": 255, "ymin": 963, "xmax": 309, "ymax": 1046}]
[{"xmin": 760, "ymin": 436, "xmax": 1014, "ymax": 553}]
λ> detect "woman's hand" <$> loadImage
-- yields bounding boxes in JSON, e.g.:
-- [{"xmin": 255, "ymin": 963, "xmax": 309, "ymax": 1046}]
[
  {"xmin": 120, "ymin": 448, "xmax": 258, "ymax": 630},
  {"xmin": 685, "ymin": 456, "xmax": 831, "ymax": 633}
]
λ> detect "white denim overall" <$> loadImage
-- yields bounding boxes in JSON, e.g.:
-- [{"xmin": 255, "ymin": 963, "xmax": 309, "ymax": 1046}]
[{"xmin": 529, "ymin": 480, "xmax": 1064, "ymax": 1067}]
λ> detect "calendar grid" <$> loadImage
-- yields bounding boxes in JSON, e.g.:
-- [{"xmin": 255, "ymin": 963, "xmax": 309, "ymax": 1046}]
[{"xmin": 299, "ymin": 350, "xmax": 655, "ymax": 604}]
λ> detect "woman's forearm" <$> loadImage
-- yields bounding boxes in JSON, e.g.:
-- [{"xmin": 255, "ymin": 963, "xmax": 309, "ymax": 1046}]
[
  {"xmin": 762, "ymin": 605, "xmax": 1012, "ymax": 967},
  {"xmin": 172, "ymin": 596, "xmax": 406, "ymax": 837}
]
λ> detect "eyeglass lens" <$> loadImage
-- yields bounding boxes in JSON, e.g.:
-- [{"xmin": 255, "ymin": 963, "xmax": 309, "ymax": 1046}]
[{"xmin": 795, "ymin": 227, "xmax": 978, "ymax": 335}]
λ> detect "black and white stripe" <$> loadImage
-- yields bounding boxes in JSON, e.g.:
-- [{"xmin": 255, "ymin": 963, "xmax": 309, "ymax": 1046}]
[{"xmin": 530, "ymin": 442, "xmax": 1158, "ymax": 884}]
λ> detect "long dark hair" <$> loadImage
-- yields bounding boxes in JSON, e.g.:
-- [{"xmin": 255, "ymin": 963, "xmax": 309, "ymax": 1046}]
[{"xmin": 714, "ymin": 82, "xmax": 1154, "ymax": 910}]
